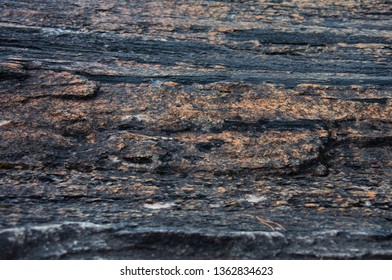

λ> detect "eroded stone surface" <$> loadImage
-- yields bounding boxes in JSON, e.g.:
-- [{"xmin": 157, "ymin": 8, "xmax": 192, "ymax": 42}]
[{"xmin": 0, "ymin": 0, "xmax": 391, "ymax": 259}]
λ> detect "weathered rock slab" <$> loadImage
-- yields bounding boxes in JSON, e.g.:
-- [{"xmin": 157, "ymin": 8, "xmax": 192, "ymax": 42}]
[{"xmin": 0, "ymin": 0, "xmax": 391, "ymax": 259}]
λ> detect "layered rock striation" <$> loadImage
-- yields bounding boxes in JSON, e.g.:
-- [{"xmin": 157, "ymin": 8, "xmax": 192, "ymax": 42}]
[{"xmin": 1, "ymin": 0, "xmax": 391, "ymax": 259}]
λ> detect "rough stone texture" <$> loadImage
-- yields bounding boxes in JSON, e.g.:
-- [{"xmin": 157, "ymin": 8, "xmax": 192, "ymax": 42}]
[{"xmin": 0, "ymin": 0, "xmax": 391, "ymax": 259}]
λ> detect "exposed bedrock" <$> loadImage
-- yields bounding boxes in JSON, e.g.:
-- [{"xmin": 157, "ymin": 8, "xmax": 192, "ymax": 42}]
[{"xmin": 1, "ymin": 0, "xmax": 391, "ymax": 259}]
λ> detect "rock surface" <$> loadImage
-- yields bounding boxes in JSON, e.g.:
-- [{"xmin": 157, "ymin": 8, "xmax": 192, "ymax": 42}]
[{"xmin": 0, "ymin": 0, "xmax": 391, "ymax": 259}]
